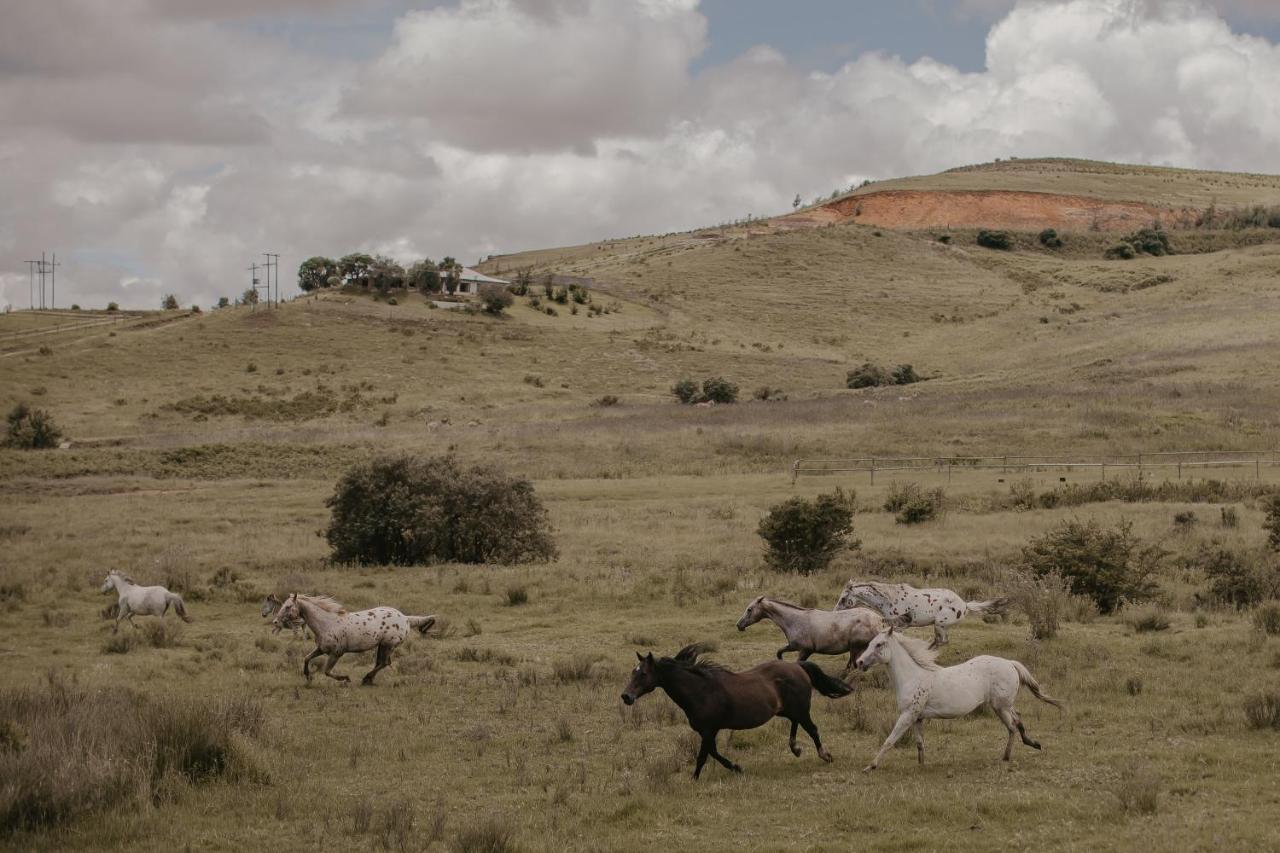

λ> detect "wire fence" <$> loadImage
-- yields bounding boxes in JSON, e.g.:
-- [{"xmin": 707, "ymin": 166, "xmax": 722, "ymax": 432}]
[{"xmin": 790, "ymin": 450, "xmax": 1280, "ymax": 484}]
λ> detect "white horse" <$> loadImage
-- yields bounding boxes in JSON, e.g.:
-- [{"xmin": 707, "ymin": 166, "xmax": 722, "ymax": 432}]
[
  {"xmin": 100, "ymin": 569, "xmax": 192, "ymax": 633},
  {"xmin": 835, "ymin": 580, "xmax": 1007, "ymax": 648},
  {"xmin": 274, "ymin": 593, "xmax": 436, "ymax": 685},
  {"xmin": 735, "ymin": 596, "xmax": 887, "ymax": 674},
  {"xmin": 854, "ymin": 627, "xmax": 1063, "ymax": 770},
  {"xmin": 261, "ymin": 594, "xmax": 308, "ymax": 639}
]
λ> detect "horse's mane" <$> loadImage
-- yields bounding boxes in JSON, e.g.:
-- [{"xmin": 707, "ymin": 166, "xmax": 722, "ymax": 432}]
[
  {"xmin": 110, "ymin": 570, "xmax": 136, "ymax": 583},
  {"xmin": 662, "ymin": 642, "xmax": 725, "ymax": 676},
  {"xmin": 892, "ymin": 632, "xmax": 940, "ymax": 670},
  {"xmin": 764, "ymin": 597, "xmax": 807, "ymax": 611},
  {"xmin": 296, "ymin": 594, "xmax": 346, "ymax": 614}
]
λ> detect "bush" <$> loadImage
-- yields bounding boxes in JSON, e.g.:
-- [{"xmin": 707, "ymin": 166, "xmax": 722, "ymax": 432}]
[
  {"xmin": 1104, "ymin": 243, "xmax": 1136, "ymax": 260},
  {"xmin": 1243, "ymin": 691, "xmax": 1280, "ymax": 730},
  {"xmin": 700, "ymin": 377, "xmax": 738, "ymax": 404},
  {"xmin": 106, "ymin": 302, "xmax": 119, "ymax": 312},
  {"xmin": 671, "ymin": 378, "xmax": 700, "ymax": 404},
  {"xmin": 479, "ymin": 285, "xmax": 513, "ymax": 315},
  {"xmin": 1125, "ymin": 605, "xmax": 1171, "ymax": 633},
  {"xmin": 1186, "ymin": 544, "xmax": 1277, "ymax": 608},
  {"xmin": 591, "ymin": 395, "xmax": 620, "ymax": 407},
  {"xmin": 1172, "ymin": 510, "xmax": 1197, "ymax": 532},
  {"xmin": 1221, "ymin": 506, "xmax": 1239, "ymax": 528},
  {"xmin": 1265, "ymin": 495, "xmax": 1280, "ymax": 550},
  {"xmin": 0, "ymin": 679, "xmax": 265, "ymax": 833},
  {"xmin": 1006, "ymin": 569, "xmax": 1073, "ymax": 640},
  {"xmin": 1038, "ymin": 228, "xmax": 1063, "ymax": 248},
  {"xmin": 4, "ymin": 403, "xmax": 62, "ymax": 450},
  {"xmin": 885, "ymin": 482, "xmax": 944, "ymax": 524},
  {"xmin": 846, "ymin": 362, "xmax": 890, "ymax": 389},
  {"xmin": 976, "ymin": 230, "xmax": 1013, "ymax": 250},
  {"xmin": 757, "ymin": 489, "xmax": 856, "ymax": 574},
  {"xmin": 752, "ymin": 386, "xmax": 786, "ymax": 401},
  {"xmin": 1021, "ymin": 519, "xmax": 1162, "ymax": 614},
  {"xmin": 890, "ymin": 364, "xmax": 920, "ymax": 385},
  {"xmin": 1253, "ymin": 603, "xmax": 1280, "ymax": 636},
  {"xmin": 324, "ymin": 454, "xmax": 557, "ymax": 566},
  {"xmin": 161, "ymin": 294, "xmax": 179, "ymax": 310},
  {"xmin": 1106, "ymin": 227, "xmax": 1172, "ymax": 260}
]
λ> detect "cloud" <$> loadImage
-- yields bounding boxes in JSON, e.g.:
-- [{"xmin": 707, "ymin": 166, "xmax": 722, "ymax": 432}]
[{"xmin": 2, "ymin": 0, "xmax": 1280, "ymax": 311}]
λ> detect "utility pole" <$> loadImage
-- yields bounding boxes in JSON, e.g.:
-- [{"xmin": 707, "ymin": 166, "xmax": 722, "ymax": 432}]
[
  {"xmin": 49, "ymin": 252, "xmax": 59, "ymax": 309},
  {"xmin": 263, "ymin": 252, "xmax": 279, "ymax": 308},
  {"xmin": 25, "ymin": 260, "xmax": 37, "ymax": 310}
]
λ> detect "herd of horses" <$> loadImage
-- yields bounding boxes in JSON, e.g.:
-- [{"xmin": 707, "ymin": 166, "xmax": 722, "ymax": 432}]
[{"xmin": 101, "ymin": 569, "xmax": 1062, "ymax": 777}]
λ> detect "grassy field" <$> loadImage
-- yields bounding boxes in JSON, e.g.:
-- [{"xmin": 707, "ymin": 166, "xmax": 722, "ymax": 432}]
[{"xmin": 3, "ymin": 160, "xmax": 1280, "ymax": 852}]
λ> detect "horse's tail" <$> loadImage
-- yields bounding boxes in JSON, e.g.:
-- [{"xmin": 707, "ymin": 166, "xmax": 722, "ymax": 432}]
[
  {"xmin": 1013, "ymin": 661, "xmax": 1064, "ymax": 712},
  {"xmin": 170, "ymin": 594, "xmax": 193, "ymax": 623},
  {"xmin": 799, "ymin": 661, "xmax": 854, "ymax": 699},
  {"xmin": 407, "ymin": 614, "xmax": 436, "ymax": 635},
  {"xmin": 966, "ymin": 596, "xmax": 1009, "ymax": 615}
]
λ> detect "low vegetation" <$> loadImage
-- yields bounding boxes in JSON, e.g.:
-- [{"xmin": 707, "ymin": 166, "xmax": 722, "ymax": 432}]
[
  {"xmin": 845, "ymin": 362, "xmax": 920, "ymax": 389},
  {"xmin": 1021, "ymin": 519, "xmax": 1162, "ymax": 613},
  {"xmin": 324, "ymin": 454, "xmax": 557, "ymax": 566},
  {"xmin": 672, "ymin": 376, "xmax": 739, "ymax": 404},
  {"xmin": 976, "ymin": 229, "xmax": 1013, "ymax": 250}
]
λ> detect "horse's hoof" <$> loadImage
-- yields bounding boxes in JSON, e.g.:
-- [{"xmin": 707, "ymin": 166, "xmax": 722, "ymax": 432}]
[
  {"xmin": 819, "ymin": 750, "xmax": 834, "ymax": 763},
  {"xmin": 731, "ymin": 764, "xmax": 743, "ymax": 774},
  {"xmin": 862, "ymin": 765, "xmax": 876, "ymax": 773}
]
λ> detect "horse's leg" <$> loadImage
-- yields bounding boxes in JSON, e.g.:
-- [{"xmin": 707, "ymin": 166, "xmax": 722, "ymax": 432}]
[
  {"xmin": 798, "ymin": 713, "xmax": 833, "ymax": 763},
  {"xmin": 323, "ymin": 652, "xmax": 349, "ymax": 683},
  {"xmin": 1013, "ymin": 710, "xmax": 1042, "ymax": 751},
  {"xmin": 693, "ymin": 738, "xmax": 711, "ymax": 779},
  {"xmin": 775, "ymin": 642, "xmax": 800, "ymax": 660},
  {"xmin": 995, "ymin": 707, "xmax": 1018, "ymax": 761},
  {"xmin": 788, "ymin": 720, "xmax": 801, "ymax": 757},
  {"xmin": 796, "ymin": 650, "xmax": 813, "ymax": 662},
  {"xmin": 362, "ymin": 645, "xmax": 390, "ymax": 686},
  {"xmin": 114, "ymin": 603, "xmax": 127, "ymax": 634},
  {"xmin": 912, "ymin": 720, "xmax": 925, "ymax": 765},
  {"xmin": 704, "ymin": 733, "xmax": 741, "ymax": 773},
  {"xmin": 929, "ymin": 622, "xmax": 948, "ymax": 650},
  {"xmin": 864, "ymin": 710, "xmax": 915, "ymax": 772},
  {"xmin": 302, "ymin": 647, "xmax": 324, "ymax": 681}
]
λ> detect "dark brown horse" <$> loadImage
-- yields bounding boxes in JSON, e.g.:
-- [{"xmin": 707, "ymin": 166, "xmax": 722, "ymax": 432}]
[{"xmin": 620, "ymin": 643, "xmax": 854, "ymax": 778}]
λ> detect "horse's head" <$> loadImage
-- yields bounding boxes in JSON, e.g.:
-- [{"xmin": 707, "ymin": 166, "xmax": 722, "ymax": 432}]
[
  {"xmin": 621, "ymin": 652, "xmax": 658, "ymax": 705},
  {"xmin": 272, "ymin": 593, "xmax": 301, "ymax": 631},
  {"xmin": 736, "ymin": 595, "xmax": 768, "ymax": 631},
  {"xmin": 845, "ymin": 583, "xmax": 889, "ymax": 614},
  {"xmin": 100, "ymin": 571, "xmax": 119, "ymax": 594},
  {"xmin": 261, "ymin": 595, "xmax": 281, "ymax": 619},
  {"xmin": 855, "ymin": 627, "xmax": 895, "ymax": 671}
]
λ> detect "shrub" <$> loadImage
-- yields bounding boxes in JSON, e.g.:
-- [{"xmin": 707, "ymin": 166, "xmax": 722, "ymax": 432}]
[
  {"xmin": 846, "ymin": 362, "xmax": 890, "ymax": 389},
  {"xmin": 1038, "ymin": 228, "xmax": 1063, "ymax": 248},
  {"xmin": 1243, "ymin": 691, "xmax": 1280, "ymax": 730},
  {"xmin": 479, "ymin": 285, "xmax": 513, "ymax": 315},
  {"xmin": 1125, "ymin": 605, "xmax": 1171, "ymax": 633},
  {"xmin": 161, "ymin": 294, "xmax": 179, "ymax": 310},
  {"xmin": 894, "ymin": 489, "xmax": 944, "ymax": 524},
  {"xmin": 106, "ymin": 302, "xmax": 119, "ymax": 312},
  {"xmin": 700, "ymin": 377, "xmax": 739, "ymax": 404},
  {"xmin": 1115, "ymin": 764, "xmax": 1160, "ymax": 815},
  {"xmin": 757, "ymin": 489, "xmax": 856, "ymax": 574},
  {"xmin": 1021, "ymin": 519, "xmax": 1162, "ymax": 614},
  {"xmin": 752, "ymin": 386, "xmax": 786, "ymax": 401},
  {"xmin": 4, "ymin": 403, "xmax": 63, "ymax": 449},
  {"xmin": 592, "ymin": 395, "xmax": 619, "ymax": 407},
  {"xmin": 890, "ymin": 364, "xmax": 920, "ymax": 385},
  {"xmin": 1265, "ymin": 495, "xmax": 1280, "ymax": 550},
  {"xmin": 1106, "ymin": 227, "xmax": 1172, "ymax": 260},
  {"xmin": 1187, "ymin": 544, "xmax": 1277, "ymax": 608},
  {"xmin": 1006, "ymin": 569, "xmax": 1073, "ymax": 640},
  {"xmin": 671, "ymin": 378, "xmax": 700, "ymax": 404},
  {"xmin": 325, "ymin": 454, "xmax": 557, "ymax": 566},
  {"xmin": 1253, "ymin": 603, "xmax": 1280, "ymax": 636},
  {"xmin": 0, "ymin": 679, "xmax": 265, "ymax": 833},
  {"xmin": 936, "ymin": 234, "xmax": 952, "ymax": 244},
  {"xmin": 504, "ymin": 585, "xmax": 528, "ymax": 607},
  {"xmin": 1172, "ymin": 510, "xmax": 1197, "ymax": 532},
  {"xmin": 976, "ymin": 230, "xmax": 1013, "ymax": 250},
  {"xmin": 1104, "ymin": 243, "xmax": 1136, "ymax": 260},
  {"xmin": 1221, "ymin": 506, "xmax": 1239, "ymax": 528},
  {"xmin": 454, "ymin": 818, "xmax": 519, "ymax": 853}
]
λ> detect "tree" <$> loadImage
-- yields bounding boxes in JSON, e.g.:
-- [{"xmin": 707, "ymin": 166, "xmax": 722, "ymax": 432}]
[
  {"xmin": 439, "ymin": 257, "xmax": 461, "ymax": 295},
  {"xmin": 479, "ymin": 284, "xmax": 513, "ymax": 315},
  {"xmin": 407, "ymin": 259, "xmax": 441, "ymax": 293},
  {"xmin": 298, "ymin": 256, "xmax": 335, "ymax": 292},
  {"xmin": 792, "ymin": 194, "xmax": 802, "ymax": 209},
  {"xmin": 338, "ymin": 252, "xmax": 376, "ymax": 287},
  {"xmin": 161, "ymin": 294, "xmax": 179, "ymax": 310},
  {"xmin": 757, "ymin": 490, "xmax": 856, "ymax": 573},
  {"xmin": 368, "ymin": 256, "xmax": 406, "ymax": 292},
  {"xmin": 217, "ymin": 296, "xmax": 230, "ymax": 309},
  {"xmin": 106, "ymin": 302, "xmax": 119, "ymax": 312},
  {"xmin": 242, "ymin": 288, "xmax": 259, "ymax": 305}
]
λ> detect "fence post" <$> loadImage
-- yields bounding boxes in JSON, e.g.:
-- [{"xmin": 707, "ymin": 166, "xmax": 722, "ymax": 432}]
[
  {"xmin": 870, "ymin": 458, "xmax": 875, "ymax": 486},
  {"xmin": 1177, "ymin": 461, "xmax": 1182, "ymax": 480},
  {"xmin": 791, "ymin": 459, "xmax": 799, "ymax": 486},
  {"xmin": 1137, "ymin": 453, "xmax": 1143, "ymax": 479},
  {"xmin": 1002, "ymin": 455, "xmax": 1007, "ymax": 474},
  {"xmin": 1101, "ymin": 463, "xmax": 1106, "ymax": 482}
]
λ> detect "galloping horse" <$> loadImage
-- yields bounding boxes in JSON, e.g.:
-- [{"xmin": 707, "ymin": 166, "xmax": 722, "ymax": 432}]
[
  {"xmin": 836, "ymin": 580, "xmax": 1007, "ymax": 648},
  {"xmin": 620, "ymin": 643, "xmax": 853, "ymax": 778},
  {"xmin": 735, "ymin": 595, "xmax": 886, "ymax": 674},
  {"xmin": 273, "ymin": 593, "xmax": 435, "ymax": 686},
  {"xmin": 100, "ymin": 570, "xmax": 192, "ymax": 633},
  {"xmin": 855, "ymin": 627, "xmax": 1063, "ymax": 770},
  {"xmin": 260, "ymin": 594, "xmax": 307, "ymax": 639}
]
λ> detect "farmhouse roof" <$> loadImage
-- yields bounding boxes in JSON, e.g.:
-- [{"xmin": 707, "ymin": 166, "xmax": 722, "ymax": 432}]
[{"xmin": 458, "ymin": 267, "xmax": 508, "ymax": 285}]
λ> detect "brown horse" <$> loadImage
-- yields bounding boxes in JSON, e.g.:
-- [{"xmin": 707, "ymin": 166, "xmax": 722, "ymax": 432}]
[{"xmin": 620, "ymin": 643, "xmax": 853, "ymax": 778}]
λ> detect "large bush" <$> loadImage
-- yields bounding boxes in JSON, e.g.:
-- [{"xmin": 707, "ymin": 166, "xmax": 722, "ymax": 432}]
[
  {"xmin": 671, "ymin": 377, "xmax": 739, "ymax": 404},
  {"xmin": 4, "ymin": 403, "xmax": 62, "ymax": 449},
  {"xmin": 1264, "ymin": 495, "xmax": 1280, "ymax": 551},
  {"xmin": 757, "ymin": 489, "xmax": 856, "ymax": 574},
  {"xmin": 846, "ymin": 362, "xmax": 920, "ymax": 389},
  {"xmin": 325, "ymin": 454, "xmax": 557, "ymax": 566},
  {"xmin": 1185, "ymin": 543, "xmax": 1278, "ymax": 608},
  {"xmin": 1021, "ymin": 519, "xmax": 1162, "ymax": 614},
  {"xmin": 478, "ymin": 285, "xmax": 513, "ymax": 315},
  {"xmin": 1106, "ymin": 227, "xmax": 1172, "ymax": 260},
  {"xmin": 976, "ymin": 230, "xmax": 1013, "ymax": 250}
]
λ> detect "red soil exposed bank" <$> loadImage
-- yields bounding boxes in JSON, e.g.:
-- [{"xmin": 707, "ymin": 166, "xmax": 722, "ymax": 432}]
[{"xmin": 781, "ymin": 189, "xmax": 1202, "ymax": 233}]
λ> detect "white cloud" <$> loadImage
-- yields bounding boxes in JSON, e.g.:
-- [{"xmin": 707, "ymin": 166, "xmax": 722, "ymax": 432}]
[{"xmin": 2, "ymin": 0, "xmax": 1280, "ymax": 310}]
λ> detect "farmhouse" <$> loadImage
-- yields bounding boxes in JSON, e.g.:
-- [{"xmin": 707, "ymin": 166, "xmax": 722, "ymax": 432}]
[{"xmin": 455, "ymin": 267, "xmax": 509, "ymax": 295}]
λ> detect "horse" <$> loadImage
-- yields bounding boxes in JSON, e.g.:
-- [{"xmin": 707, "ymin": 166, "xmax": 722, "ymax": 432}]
[
  {"xmin": 100, "ymin": 570, "xmax": 192, "ymax": 633},
  {"xmin": 854, "ymin": 626, "xmax": 1063, "ymax": 771},
  {"xmin": 735, "ymin": 595, "xmax": 887, "ymax": 674},
  {"xmin": 835, "ymin": 580, "xmax": 1007, "ymax": 648},
  {"xmin": 260, "ymin": 594, "xmax": 308, "ymax": 639},
  {"xmin": 273, "ymin": 593, "xmax": 436, "ymax": 686},
  {"xmin": 620, "ymin": 643, "xmax": 853, "ymax": 778}
]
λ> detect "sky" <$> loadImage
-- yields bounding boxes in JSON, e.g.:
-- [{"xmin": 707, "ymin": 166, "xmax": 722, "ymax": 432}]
[{"xmin": 3, "ymin": 0, "xmax": 1280, "ymax": 310}]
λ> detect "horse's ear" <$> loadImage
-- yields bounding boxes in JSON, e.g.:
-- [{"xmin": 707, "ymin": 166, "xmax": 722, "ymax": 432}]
[
  {"xmin": 645, "ymin": 652, "xmax": 654, "ymax": 663},
  {"xmin": 636, "ymin": 652, "xmax": 644, "ymax": 662}
]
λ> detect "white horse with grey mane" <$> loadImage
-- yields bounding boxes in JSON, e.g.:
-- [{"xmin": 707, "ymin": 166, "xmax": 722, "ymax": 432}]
[
  {"xmin": 835, "ymin": 580, "xmax": 1007, "ymax": 648},
  {"xmin": 273, "ymin": 593, "xmax": 436, "ymax": 685},
  {"xmin": 100, "ymin": 569, "xmax": 193, "ymax": 633},
  {"xmin": 735, "ymin": 595, "xmax": 886, "ymax": 674},
  {"xmin": 855, "ymin": 626, "xmax": 1063, "ymax": 771}
]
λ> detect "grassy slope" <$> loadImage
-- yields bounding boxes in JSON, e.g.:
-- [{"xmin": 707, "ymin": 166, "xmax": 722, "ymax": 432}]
[{"xmin": 3, "ymin": 160, "xmax": 1280, "ymax": 851}]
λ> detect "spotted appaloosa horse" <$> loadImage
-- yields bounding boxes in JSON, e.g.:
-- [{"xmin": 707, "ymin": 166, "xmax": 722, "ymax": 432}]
[
  {"xmin": 836, "ymin": 580, "xmax": 1007, "ymax": 649},
  {"xmin": 273, "ymin": 593, "xmax": 435, "ymax": 685}
]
